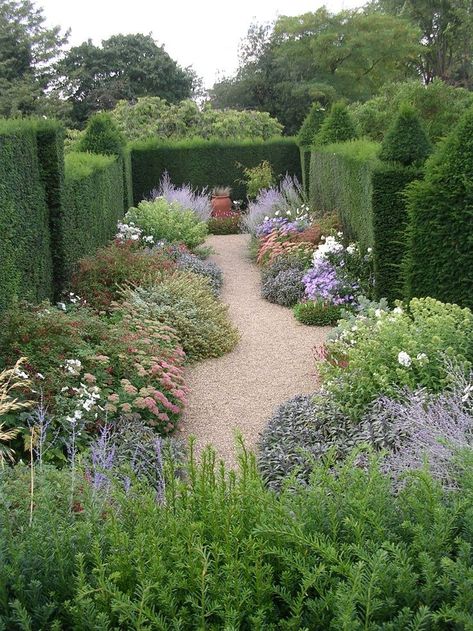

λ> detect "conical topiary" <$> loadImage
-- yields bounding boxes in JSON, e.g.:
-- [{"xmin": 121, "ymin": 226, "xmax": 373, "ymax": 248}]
[
  {"xmin": 314, "ymin": 102, "xmax": 358, "ymax": 146},
  {"xmin": 298, "ymin": 102, "xmax": 326, "ymax": 147},
  {"xmin": 78, "ymin": 112, "xmax": 125, "ymax": 157},
  {"xmin": 380, "ymin": 103, "xmax": 432, "ymax": 166},
  {"xmin": 404, "ymin": 106, "xmax": 473, "ymax": 309}
]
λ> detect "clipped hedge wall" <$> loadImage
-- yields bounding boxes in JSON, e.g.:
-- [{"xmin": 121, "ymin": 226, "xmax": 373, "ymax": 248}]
[
  {"xmin": 372, "ymin": 165, "xmax": 421, "ymax": 303},
  {"xmin": 0, "ymin": 120, "xmax": 54, "ymax": 312},
  {"xmin": 309, "ymin": 140, "xmax": 380, "ymax": 249},
  {"xmin": 130, "ymin": 138, "xmax": 301, "ymax": 204},
  {"xmin": 61, "ymin": 152, "xmax": 124, "ymax": 280}
]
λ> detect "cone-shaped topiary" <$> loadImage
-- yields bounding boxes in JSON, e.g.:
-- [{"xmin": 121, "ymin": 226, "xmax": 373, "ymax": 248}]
[
  {"xmin": 404, "ymin": 106, "xmax": 473, "ymax": 309},
  {"xmin": 380, "ymin": 104, "xmax": 432, "ymax": 166},
  {"xmin": 298, "ymin": 102, "xmax": 326, "ymax": 147},
  {"xmin": 78, "ymin": 113, "xmax": 125, "ymax": 157},
  {"xmin": 314, "ymin": 102, "xmax": 358, "ymax": 146}
]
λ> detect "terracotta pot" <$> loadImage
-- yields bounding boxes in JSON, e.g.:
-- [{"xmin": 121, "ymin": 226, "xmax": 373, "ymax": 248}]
[{"xmin": 211, "ymin": 195, "xmax": 232, "ymax": 217}]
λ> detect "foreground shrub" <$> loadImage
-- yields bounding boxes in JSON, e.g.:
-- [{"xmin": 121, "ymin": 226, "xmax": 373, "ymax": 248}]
[
  {"xmin": 293, "ymin": 300, "xmax": 342, "ymax": 325},
  {"xmin": 123, "ymin": 272, "xmax": 239, "ymax": 361},
  {"xmin": 0, "ymin": 302, "xmax": 187, "ymax": 458},
  {"xmin": 125, "ymin": 198, "xmax": 208, "ymax": 249},
  {"xmin": 320, "ymin": 297, "xmax": 473, "ymax": 419},
  {"xmin": 208, "ymin": 214, "xmax": 241, "ymax": 234},
  {"xmin": 259, "ymin": 366, "xmax": 473, "ymax": 491},
  {"xmin": 2, "ymin": 449, "xmax": 473, "ymax": 627},
  {"xmin": 71, "ymin": 241, "xmax": 176, "ymax": 310}
]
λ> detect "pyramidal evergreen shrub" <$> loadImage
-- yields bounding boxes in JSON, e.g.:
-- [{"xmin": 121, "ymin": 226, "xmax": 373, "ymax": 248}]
[
  {"xmin": 379, "ymin": 103, "xmax": 432, "ymax": 166},
  {"xmin": 78, "ymin": 112, "xmax": 125, "ymax": 157},
  {"xmin": 298, "ymin": 102, "xmax": 326, "ymax": 147},
  {"xmin": 315, "ymin": 102, "xmax": 358, "ymax": 146},
  {"xmin": 404, "ymin": 107, "xmax": 473, "ymax": 308}
]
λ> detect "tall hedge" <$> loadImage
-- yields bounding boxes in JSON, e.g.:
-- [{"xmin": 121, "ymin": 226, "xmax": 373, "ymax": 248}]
[
  {"xmin": 61, "ymin": 152, "xmax": 125, "ymax": 280},
  {"xmin": 405, "ymin": 107, "xmax": 473, "ymax": 309},
  {"xmin": 130, "ymin": 138, "xmax": 301, "ymax": 204},
  {"xmin": 372, "ymin": 165, "xmax": 421, "ymax": 303},
  {"xmin": 309, "ymin": 140, "xmax": 380, "ymax": 249},
  {"xmin": 0, "ymin": 120, "xmax": 53, "ymax": 312}
]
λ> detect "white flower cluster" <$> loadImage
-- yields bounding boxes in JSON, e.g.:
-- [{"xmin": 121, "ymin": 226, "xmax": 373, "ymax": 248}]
[
  {"xmin": 397, "ymin": 351, "xmax": 429, "ymax": 368},
  {"xmin": 313, "ymin": 236, "xmax": 344, "ymax": 262},
  {"xmin": 63, "ymin": 359, "xmax": 82, "ymax": 375},
  {"xmin": 116, "ymin": 222, "xmax": 142, "ymax": 242},
  {"xmin": 57, "ymin": 292, "xmax": 83, "ymax": 312},
  {"xmin": 62, "ymin": 383, "xmax": 102, "ymax": 424}
]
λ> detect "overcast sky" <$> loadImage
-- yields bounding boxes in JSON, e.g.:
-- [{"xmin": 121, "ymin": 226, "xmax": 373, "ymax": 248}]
[{"xmin": 39, "ymin": 0, "xmax": 364, "ymax": 87}]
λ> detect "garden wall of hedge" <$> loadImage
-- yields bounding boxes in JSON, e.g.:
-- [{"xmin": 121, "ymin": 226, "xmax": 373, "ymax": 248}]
[
  {"xmin": 0, "ymin": 120, "xmax": 54, "ymax": 312},
  {"xmin": 130, "ymin": 138, "xmax": 301, "ymax": 204},
  {"xmin": 61, "ymin": 152, "xmax": 125, "ymax": 281},
  {"xmin": 309, "ymin": 140, "xmax": 422, "ymax": 303},
  {"xmin": 0, "ymin": 120, "xmax": 127, "ymax": 312}
]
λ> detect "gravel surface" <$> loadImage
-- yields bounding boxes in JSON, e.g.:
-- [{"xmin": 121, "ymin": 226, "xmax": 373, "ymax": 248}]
[{"xmin": 181, "ymin": 233, "xmax": 329, "ymax": 467}]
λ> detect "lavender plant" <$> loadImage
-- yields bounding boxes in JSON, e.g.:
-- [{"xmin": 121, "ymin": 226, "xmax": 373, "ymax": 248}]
[
  {"xmin": 261, "ymin": 268, "xmax": 306, "ymax": 307},
  {"xmin": 151, "ymin": 172, "xmax": 211, "ymax": 222}
]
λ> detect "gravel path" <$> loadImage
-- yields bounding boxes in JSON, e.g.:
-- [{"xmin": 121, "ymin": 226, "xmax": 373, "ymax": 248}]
[{"xmin": 181, "ymin": 234, "xmax": 329, "ymax": 467}]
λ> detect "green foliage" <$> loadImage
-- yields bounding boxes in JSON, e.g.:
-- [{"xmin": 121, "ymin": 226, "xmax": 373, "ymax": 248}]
[
  {"xmin": 130, "ymin": 137, "xmax": 301, "ymax": 204},
  {"xmin": 111, "ymin": 96, "xmax": 283, "ymax": 142},
  {"xmin": 379, "ymin": 104, "xmax": 432, "ymax": 166},
  {"xmin": 78, "ymin": 112, "xmax": 125, "ymax": 157},
  {"xmin": 309, "ymin": 140, "xmax": 380, "ymax": 248},
  {"xmin": 58, "ymin": 34, "xmax": 194, "ymax": 126},
  {"xmin": 123, "ymin": 273, "xmax": 239, "ymax": 361},
  {"xmin": 293, "ymin": 300, "xmax": 342, "ymax": 325},
  {"xmin": 0, "ymin": 0, "xmax": 69, "ymax": 118},
  {"xmin": 372, "ymin": 164, "xmax": 422, "ymax": 303},
  {"xmin": 3, "ymin": 450, "xmax": 473, "ymax": 627},
  {"xmin": 297, "ymin": 101, "xmax": 326, "ymax": 147},
  {"xmin": 349, "ymin": 79, "xmax": 473, "ymax": 142},
  {"xmin": 321, "ymin": 297, "xmax": 473, "ymax": 419},
  {"xmin": 241, "ymin": 160, "xmax": 275, "ymax": 199},
  {"xmin": 61, "ymin": 152, "xmax": 124, "ymax": 281},
  {"xmin": 125, "ymin": 199, "xmax": 208, "ymax": 249},
  {"xmin": 71, "ymin": 241, "xmax": 176, "ymax": 310},
  {"xmin": 315, "ymin": 102, "xmax": 358, "ymax": 146},
  {"xmin": 207, "ymin": 215, "xmax": 241, "ymax": 234},
  {"xmin": 0, "ymin": 119, "xmax": 54, "ymax": 312},
  {"xmin": 212, "ymin": 8, "xmax": 420, "ymax": 135},
  {"xmin": 404, "ymin": 107, "xmax": 473, "ymax": 309}
]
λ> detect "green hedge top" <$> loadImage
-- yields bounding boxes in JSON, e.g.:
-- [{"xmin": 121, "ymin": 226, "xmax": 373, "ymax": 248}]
[
  {"xmin": 129, "ymin": 137, "xmax": 301, "ymax": 204},
  {"xmin": 65, "ymin": 151, "xmax": 118, "ymax": 179}
]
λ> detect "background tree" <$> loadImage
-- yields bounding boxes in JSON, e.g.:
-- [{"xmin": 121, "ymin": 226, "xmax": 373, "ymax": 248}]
[
  {"xmin": 58, "ymin": 33, "xmax": 196, "ymax": 127},
  {"xmin": 211, "ymin": 8, "xmax": 420, "ymax": 135},
  {"xmin": 0, "ymin": 0, "xmax": 69, "ymax": 117},
  {"xmin": 374, "ymin": 0, "xmax": 473, "ymax": 88}
]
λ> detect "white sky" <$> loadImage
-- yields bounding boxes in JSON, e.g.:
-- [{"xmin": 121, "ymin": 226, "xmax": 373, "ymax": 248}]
[{"xmin": 40, "ymin": 0, "xmax": 364, "ymax": 87}]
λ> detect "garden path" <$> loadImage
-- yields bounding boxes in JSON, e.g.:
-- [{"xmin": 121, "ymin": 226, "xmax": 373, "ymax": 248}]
[{"xmin": 181, "ymin": 233, "xmax": 329, "ymax": 468}]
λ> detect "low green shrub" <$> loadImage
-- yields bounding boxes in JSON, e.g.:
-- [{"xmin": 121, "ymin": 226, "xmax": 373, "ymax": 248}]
[
  {"xmin": 71, "ymin": 241, "xmax": 176, "ymax": 310},
  {"xmin": 293, "ymin": 301, "xmax": 342, "ymax": 325},
  {"xmin": 174, "ymin": 251, "xmax": 223, "ymax": 295},
  {"xmin": 320, "ymin": 297, "xmax": 473, "ymax": 420},
  {"xmin": 208, "ymin": 215, "xmax": 241, "ymax": 234},
  {"xmin": 2, "ymin": 449, "xmax": 473, "ymax": 627},
  {"xmin": 125, "ymin": 198, "xmax": 208, "ymax": 249},
  {"xmin": 123, "ymin": 272, "xmax": 239, "ymax": 361},
  {"xmin": 240, "ymin": 160, "xmax": 275, "ymax": 199}
]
